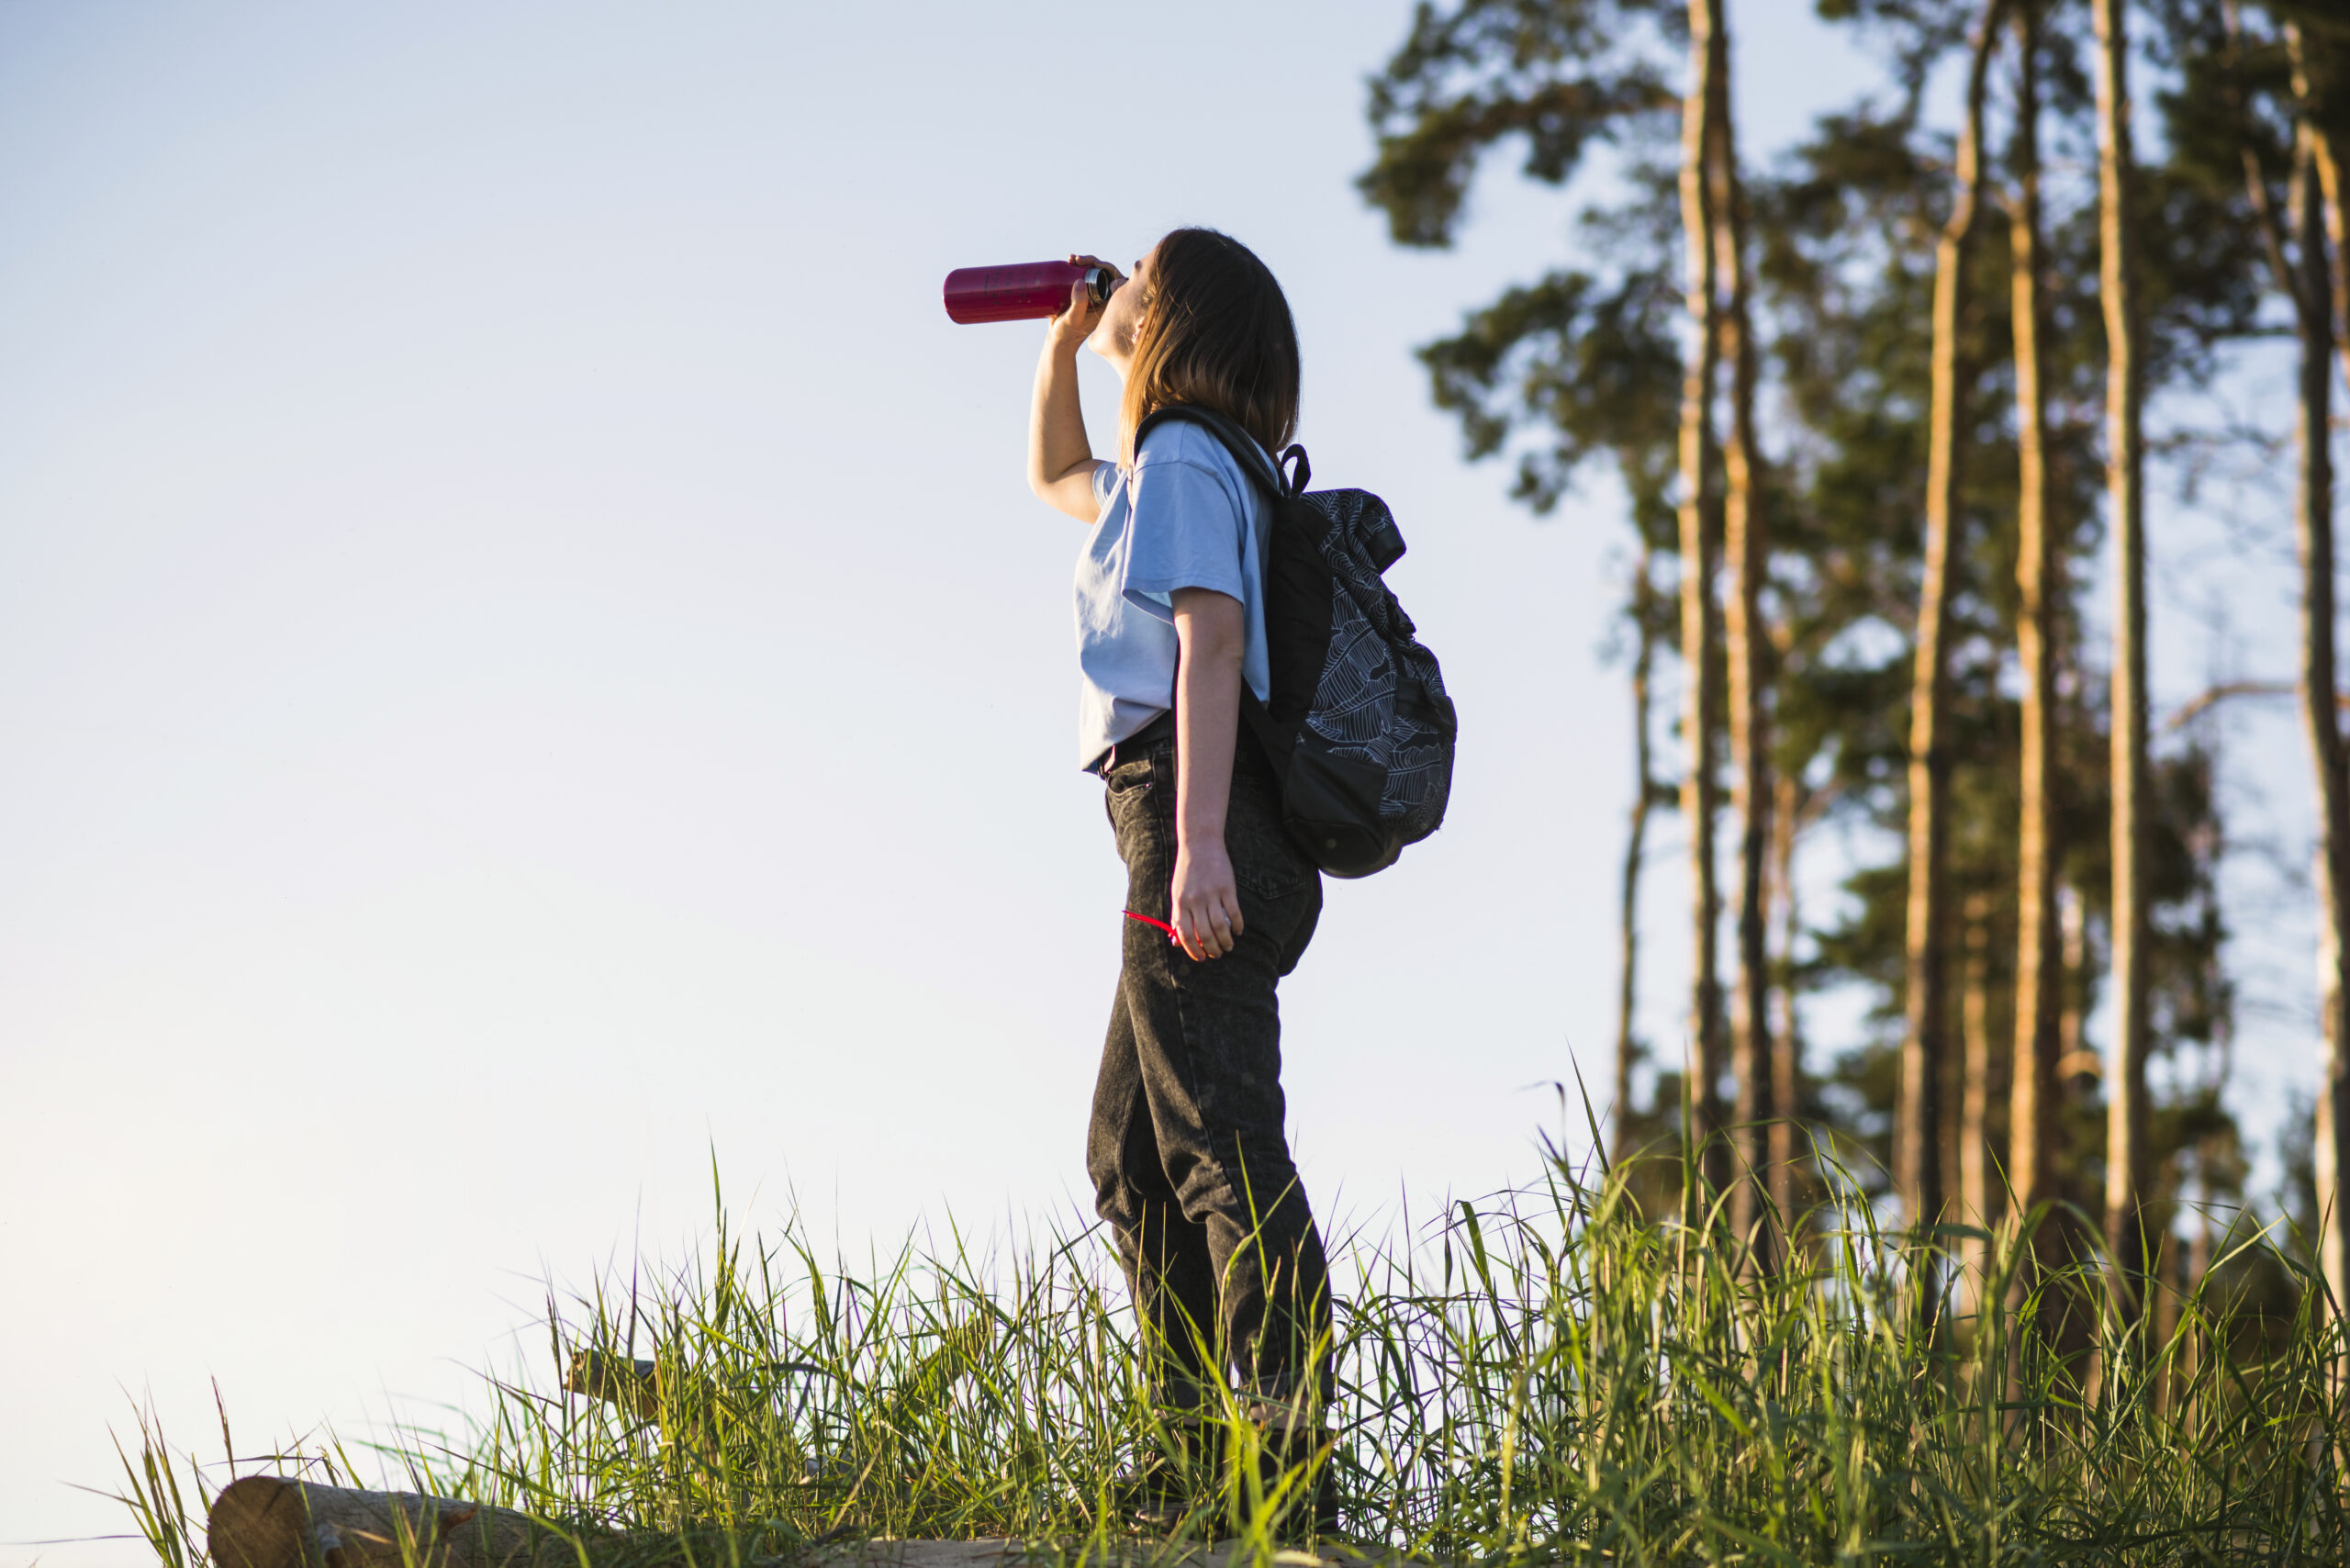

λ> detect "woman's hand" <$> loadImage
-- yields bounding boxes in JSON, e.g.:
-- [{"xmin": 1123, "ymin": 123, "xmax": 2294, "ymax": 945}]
[
  {"xmin": 1171, "ymin": 834, "xmax": 1244, "ymax": 961},
  {"xmin": 1045, "ymin": 253, "xmax": 1122, "ymax": 356}
]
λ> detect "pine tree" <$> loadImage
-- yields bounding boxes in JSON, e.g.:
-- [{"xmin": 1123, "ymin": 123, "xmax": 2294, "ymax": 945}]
[
  {"xmin": 1707, "ymin": 0, "xmax": 1777, "ymax": 1258},
  {"xmin": 1900, "ymin": 0, "xmax": 2004, "ymax": 1260},
  {"xmin": 2006, "ymin": 0, "xmax": 2065, "ymax": 1308},
  {"xmin": 2091, "ymin": 0, "xmax": 2153, "ymax": 1326}
]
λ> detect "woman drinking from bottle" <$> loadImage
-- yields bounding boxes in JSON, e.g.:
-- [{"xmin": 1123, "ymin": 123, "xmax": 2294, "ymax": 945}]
[{"xmin": 1025, "ymin": 228, "xmax": 1333, "ymax": 1530}]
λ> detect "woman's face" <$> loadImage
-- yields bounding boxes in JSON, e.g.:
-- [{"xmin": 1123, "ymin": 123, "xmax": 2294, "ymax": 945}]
[{"xmin": 1087, "ymin": 250, "xmax": 1151, "ymax": 375}]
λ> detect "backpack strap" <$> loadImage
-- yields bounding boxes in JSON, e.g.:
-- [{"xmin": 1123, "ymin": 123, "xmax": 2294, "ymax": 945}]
[
  {"xmin": 1133, "ymin": 401, "xmax": 1298, "ymax": 648},
  {"xmin": 1134, "ymin": 404, "xmax": 1304, "ymax": 501},
  {"xmin": 1280, "ymin": 444, "xmax": 1311, "ymax": 495},
  {"xmin": 1130, "ymin": 402, "xmax": 1305, "ymax": 776}
]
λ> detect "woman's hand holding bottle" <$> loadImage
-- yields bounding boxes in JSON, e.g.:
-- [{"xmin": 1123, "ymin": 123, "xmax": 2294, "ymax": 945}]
[{"xmin": 1046, "ymin": 253, "xmax": 1122, "ymax": 355}]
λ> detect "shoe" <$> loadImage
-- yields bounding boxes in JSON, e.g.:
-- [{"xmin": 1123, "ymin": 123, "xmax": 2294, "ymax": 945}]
[
  {"xmin": 1107, "ymin": 1420, "xmax": 1223, "ymax": 1532},
  {"xmin": 1244, "ymin": 1423, "xmax": 1340, "ymax": 1540}
]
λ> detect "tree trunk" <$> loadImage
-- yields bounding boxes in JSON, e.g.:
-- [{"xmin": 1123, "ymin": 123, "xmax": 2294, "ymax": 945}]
[
  {"xmin": 1677, "ymin": 0, "xmax": 1727, "ymax": 1200},
  {"xmin": 2237, "ymin": 4, "xmax": 2350, "ymax": 1368},
  {"xmin": 1902, "ymin": 0, "xmax": 2003, "ymax": 1256},
  {"xmin": 2292, "ymin": 144, "xmax": 2350, "ymax": 1352},
  {"xmin": 2092, "ymin": 0, "xmax": 2151, "ymax": 1328},
  {"xmin": 1769, "ymin": 767, "xmax": 1803, "ymax": 1234},
  {"xmin": 2185, "ymin": 1173, "xmax": 2212, "ymax": 1428},
  {"xmin": 2288, "ymin": 19, "xmax": 2350, "ymax": 1362},
  {"xmin": 1711, "ymin": 2, "xmax": 1773, "ymax": 1263},
  {"xmin": 2300, "ymin": 27, "xmax": 2350, "ymax": 398},
  {"xmin": 208, "ymin": 1477, "xmax": 579, "ymax": 1568},
  {"xmin": 1961, "ymin": 891, "xmax": 1997, "ymax": 1315},
  {"xmin": 1615, "ymin": 543, "xmax": 1660, "ymax": 1164},
  {"xmin": 2006, "ymin": 0, "xmax": 2063, "ymax": 1302},
  {"xmin": 2058, "ymin": 890, "xmax": 2091, "ymax": 1081}
]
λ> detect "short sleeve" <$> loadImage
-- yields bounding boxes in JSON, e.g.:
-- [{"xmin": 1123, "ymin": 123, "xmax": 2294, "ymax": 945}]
[
  {"xmin": 1089, "ymin": 460, "xmax": 1120, "ymax": 515},
  {"xmin": 1123, "ymin": 456, "xmax": 1248, "ymax": 614}
]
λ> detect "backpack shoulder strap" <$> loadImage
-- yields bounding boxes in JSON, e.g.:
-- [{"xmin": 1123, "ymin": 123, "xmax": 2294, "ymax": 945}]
[
  {"xmin": 1134, "ymin": 404, "xmax": 1304, "ymax": 502},
  {"xmin": 1131, "ymin": 403, "xmax": 1306, "ymax": 774}
]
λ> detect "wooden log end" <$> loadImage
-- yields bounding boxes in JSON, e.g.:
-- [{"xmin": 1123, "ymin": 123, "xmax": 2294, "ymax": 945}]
[
  {"xmin": 207, "ymin": 1476, "xmax": 549, "ymax": 1568},
  {"xmin": 207, "ymin": 1476, "xmax": 309, "ymax": 1568}
]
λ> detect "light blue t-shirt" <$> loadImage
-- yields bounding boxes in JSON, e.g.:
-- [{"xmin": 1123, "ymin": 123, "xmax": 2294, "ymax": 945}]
[{"xmin": 1073, "ymin": 420, "xmax": 1272, "ymax": 771}]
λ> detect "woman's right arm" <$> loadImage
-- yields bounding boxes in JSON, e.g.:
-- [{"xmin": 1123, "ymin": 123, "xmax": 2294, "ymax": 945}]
[{"xmin": 1028, "ymin": 260, "xmax": 1113, "ymax": 522}]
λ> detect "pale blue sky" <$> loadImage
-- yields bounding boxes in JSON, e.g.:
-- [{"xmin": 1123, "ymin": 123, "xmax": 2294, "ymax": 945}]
[{"xmin": 0, "ymin": 3, "xmax": 2321, "ymax": 1560}]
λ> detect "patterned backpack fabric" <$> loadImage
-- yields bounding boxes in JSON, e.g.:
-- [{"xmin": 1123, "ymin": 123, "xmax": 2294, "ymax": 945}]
[{"xmin": 1136, "ymin": 405, "xmax": 1458, "ymax": 879}]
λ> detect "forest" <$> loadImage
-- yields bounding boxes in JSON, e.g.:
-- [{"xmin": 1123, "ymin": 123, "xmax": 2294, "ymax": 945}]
[{"xmin": 1359, "ymin": 0, "xmax": 2347, "ymax": 1339}]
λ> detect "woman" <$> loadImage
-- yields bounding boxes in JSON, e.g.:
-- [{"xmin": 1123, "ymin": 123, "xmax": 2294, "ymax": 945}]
[{"xmin": 1026, "ymin": 229, "xmax": 1332, "ymax": 1526}]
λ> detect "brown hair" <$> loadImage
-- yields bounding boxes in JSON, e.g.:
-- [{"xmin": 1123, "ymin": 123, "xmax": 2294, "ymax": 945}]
[{"xmin": 1118, "ymin": 228, "xmax": 1301, "ymax": 465}]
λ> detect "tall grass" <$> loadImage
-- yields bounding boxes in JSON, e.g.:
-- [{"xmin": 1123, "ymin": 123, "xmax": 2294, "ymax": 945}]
[{"xmin": 119, "ymin": 1143, "xmax": 2348, "ymax": 1564}]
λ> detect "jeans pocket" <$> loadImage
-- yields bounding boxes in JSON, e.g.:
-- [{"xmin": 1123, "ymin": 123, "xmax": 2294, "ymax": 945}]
[
  {"xmin": 1227, "ymin": 777, "xmax": 1309, "ymax": 902},
  {"xmin": 1106, "ymin": 758, "xmax": 1171, "ymax": 873}
]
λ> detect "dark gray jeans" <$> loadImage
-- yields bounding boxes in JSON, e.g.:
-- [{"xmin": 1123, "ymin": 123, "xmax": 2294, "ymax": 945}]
[{"xmin": 1088, "ymin": 727, "xmax": 1332, "ymax": 1415}]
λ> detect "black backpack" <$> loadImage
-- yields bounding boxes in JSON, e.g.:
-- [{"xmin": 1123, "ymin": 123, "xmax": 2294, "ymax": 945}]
[{"xmin": 1136, "ymin": 405, "xmax": 1458, "ymax": 879}]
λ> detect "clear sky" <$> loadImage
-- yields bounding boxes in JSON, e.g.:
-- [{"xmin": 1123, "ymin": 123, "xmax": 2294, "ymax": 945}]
[{"xmin": 0, "ymin": 3, "xmax": 2321, "ymax": 1562}]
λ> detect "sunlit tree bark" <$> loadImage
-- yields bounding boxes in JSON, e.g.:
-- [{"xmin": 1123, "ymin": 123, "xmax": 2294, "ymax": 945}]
[
  {"xmin": 1770, "ymin": 768, "xmax": 1803, "ymax": 1235},
  {"xmin": 1678, "ymin": 0, "xmax": 1728, "ymax": 1197},
  {"xmin": 2092, "ymin": 0, "xmax": 2152, "ymax": 1327},
  {"xmin": 1615, "ymin": 544, "xmax": 1660, "ymax": 1164},
  {"xmin": 2288, "ymin": 14, "xmax": 2350, "ymax": 1356},
  {"xmin": 1960, "ymin": 893, "xmax": 1997, "ymax": 1313},
  {"xmin": 1711, "ymin": 1, "xmax": 1773, "ymax": 1263},
  {"xmin": 2293, "ymin": 149, "xmax": 2350, "ymax": 1365},
  {"xmin": 1901, "ymin": 0, "xmax": 2004, "ymax": 1249},
  {"xmin": 2007, "ymin": 0, "xmax": 2064, "ymax": 1297},
  {"xmin": 2302, "ymin": 27, "xmax": 2350, "ymax": 397}
]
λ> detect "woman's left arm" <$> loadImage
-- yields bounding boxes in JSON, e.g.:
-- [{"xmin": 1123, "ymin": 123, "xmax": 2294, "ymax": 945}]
[{"xmin": 1169, "ymin": 587, "xmax": 1247, "ymax": 961}]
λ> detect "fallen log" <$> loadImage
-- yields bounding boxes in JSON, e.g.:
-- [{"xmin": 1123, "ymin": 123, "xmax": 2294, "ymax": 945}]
[
  {"xmin": 207, "ymin": 1474, "xmax": 1421, "ymax": 1568},
  {"xmin": 206, "ymin": 1476, "xmax": 591, "ymax": 1568}
]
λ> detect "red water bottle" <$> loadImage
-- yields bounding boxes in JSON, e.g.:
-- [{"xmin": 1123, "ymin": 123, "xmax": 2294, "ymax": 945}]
[{"xmin": 943, "ymin": 261, "xmax": 1116, "ymax": 324}]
